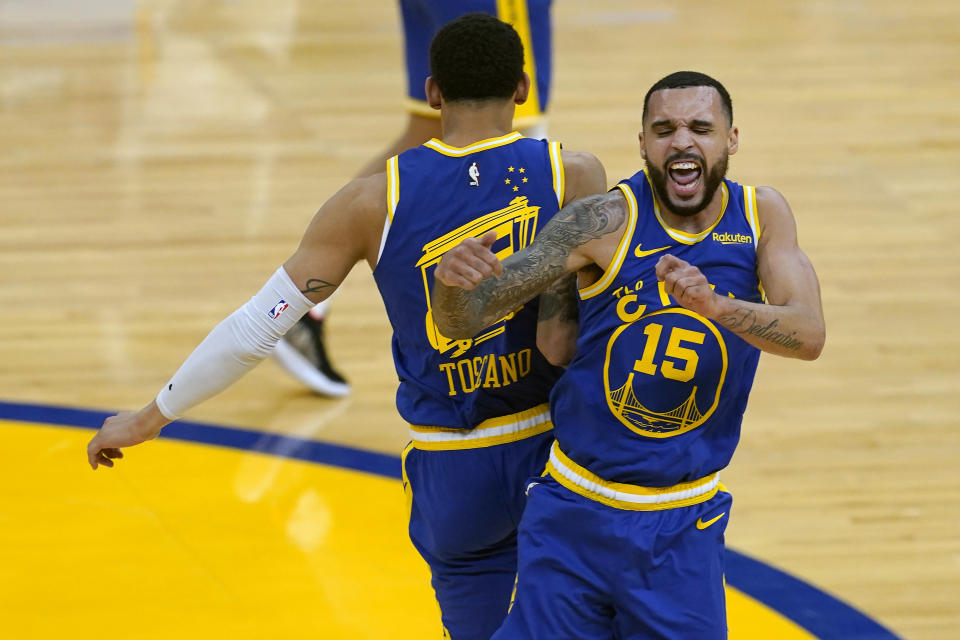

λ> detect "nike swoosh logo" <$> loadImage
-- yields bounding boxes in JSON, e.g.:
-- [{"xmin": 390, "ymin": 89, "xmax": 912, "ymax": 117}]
[
  {"xmin": 634, "ymin": 244, "xmax": 673, "ymax": 258},
  {"xmin": 695, "ymin": 512, "xmax": 726, "ymax": 530}
]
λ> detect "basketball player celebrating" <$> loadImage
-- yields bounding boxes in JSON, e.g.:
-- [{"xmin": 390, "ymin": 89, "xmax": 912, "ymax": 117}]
[{"xmin": 431, "ymin": 71, "xmax": 825, "ymax": 639}]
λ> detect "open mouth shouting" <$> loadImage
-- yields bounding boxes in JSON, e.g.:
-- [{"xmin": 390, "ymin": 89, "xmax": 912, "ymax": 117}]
[{"xmin": 667, "ymin": 157, "xmax": 703, "ymax": 199}]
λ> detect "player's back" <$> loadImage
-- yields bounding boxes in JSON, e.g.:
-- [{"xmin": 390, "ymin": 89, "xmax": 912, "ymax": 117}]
[{"xmin": 373, "ymin": 132, "xmax": 566, "ymax": 430}]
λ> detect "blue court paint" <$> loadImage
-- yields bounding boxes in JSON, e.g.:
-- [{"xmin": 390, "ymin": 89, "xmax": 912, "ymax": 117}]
[
  {"xmin": 0, "ymin": 399, "xmax": 400, "ymax": 479},
  {"xmin": 1, "ymin": 398, "xmax": 900, "ymax": 640},
  {"xmin": 725, "ymin": 549, "xmax": 899, "ymax": 639}
]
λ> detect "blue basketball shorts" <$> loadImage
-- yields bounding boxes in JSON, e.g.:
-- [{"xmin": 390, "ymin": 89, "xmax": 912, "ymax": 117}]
[
  {"xmin": 398, "ymin": 0, "xmax": 553, "ymax": 124},
  {"xmin": 402, "ymin": 429, "xmax": 553, "ymax": 640},
  {"xmin": 492, "ymin": 476, "xmax": 733, "ymax": 640}
]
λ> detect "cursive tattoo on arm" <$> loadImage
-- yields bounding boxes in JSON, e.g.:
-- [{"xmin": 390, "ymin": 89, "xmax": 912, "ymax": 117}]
[
  {"xmin": 718, "ymin": 308, "xmax": 804, "ymax": 352},
  {"xmin": 300, "ymin": 278, "xmax": 336, "ymax": 296},
  {"xmin": 433, "ymin": 192, "xmax": 627, "ymax": 338}
]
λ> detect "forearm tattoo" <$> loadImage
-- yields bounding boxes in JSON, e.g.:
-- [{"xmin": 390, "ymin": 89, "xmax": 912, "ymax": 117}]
[
  {"xmin": 538, "ymin": 274, "xmax": 579, "ymax": 324},
  {"xmin": 718, "ymin": 308, "xmax": 804, "ymax": 352},
  {"xmin": 435, "ymin": 192, "xmax": 627, "ymax": 336}
]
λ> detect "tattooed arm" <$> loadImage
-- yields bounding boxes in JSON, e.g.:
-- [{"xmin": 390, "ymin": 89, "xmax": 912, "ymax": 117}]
[
  {"xmin": 432, "ymin": 190, "xmax": 629, "ymax": 339},
  {"xmin": 655, "ymin": 187, "xmax": 825, "ymax": 360},
  {"xmin": 536, "ymin": 274, "xmax": 580, "ymax": 366},
  {"xmin": 534, "ymin": 150, "xmax": 607, "ymax": 366}
]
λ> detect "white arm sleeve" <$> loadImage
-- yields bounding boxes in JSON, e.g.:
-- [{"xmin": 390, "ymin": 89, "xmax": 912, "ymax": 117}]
[{"xmin": 155, "ymin": 267, "xmax": 316, "ymax": 420}]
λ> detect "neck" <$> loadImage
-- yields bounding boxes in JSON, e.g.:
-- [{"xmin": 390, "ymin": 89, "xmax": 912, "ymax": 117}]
[{"xmin": 439, "ymin": 100, "xmax": 516, "ymax": 147}]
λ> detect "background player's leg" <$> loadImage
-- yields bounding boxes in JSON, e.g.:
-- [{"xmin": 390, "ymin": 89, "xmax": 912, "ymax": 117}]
[
  {"xmin": 353, "ymin": 113, "xmax": 442, "ymax": 179},
  {"xmin": 272, "ymin": 298, "xmax": 350, "ymax": 397}
]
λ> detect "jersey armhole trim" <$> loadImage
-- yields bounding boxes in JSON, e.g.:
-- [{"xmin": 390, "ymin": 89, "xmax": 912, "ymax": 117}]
[
  {"xmin": 376, "ymin": 155, "xmax": 400, "ymax": 266},
  {"xmin": 579, "ymin": 183, "xmax": 637, "ymax": 300},
  {"xmin": 744, "ymin": 185, "xmax": 760, "ymax": 244},
  {"xmin": 743, "ymin": 185, "xmax": 768, "ymax": 303},
  {"xmin": 549, "ymin": 141, "xmax": 564, "ymax": 206}
]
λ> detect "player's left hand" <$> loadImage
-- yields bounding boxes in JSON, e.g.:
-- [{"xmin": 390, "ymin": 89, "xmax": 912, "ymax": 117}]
[{"xmin": 655, "ymin": 254, "xmax": 721, "ymax": 317}]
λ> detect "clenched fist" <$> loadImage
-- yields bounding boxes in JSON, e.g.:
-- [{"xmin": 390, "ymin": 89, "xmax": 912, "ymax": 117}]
[{"xmin": 434, "ymin": 230, "xmax": 504, "ymax": 290}]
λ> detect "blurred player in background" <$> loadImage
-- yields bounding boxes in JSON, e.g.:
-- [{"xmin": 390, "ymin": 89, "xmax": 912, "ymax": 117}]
[{"xmin": 274, "ymin": 0, "xmax": 554, "ymax": 397}]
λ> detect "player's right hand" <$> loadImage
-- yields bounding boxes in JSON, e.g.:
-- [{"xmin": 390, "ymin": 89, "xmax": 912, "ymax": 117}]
[
  {"xmin": 87, "ymin": 401, "xmax": 168, "ymax": 470},
  {"xmin": 434, "ymin": 231, "xmax": 504, "ymax": 290}
]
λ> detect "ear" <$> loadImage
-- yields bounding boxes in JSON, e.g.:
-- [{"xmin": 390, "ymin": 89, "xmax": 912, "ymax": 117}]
[
  {"xmin": 638, "ymin": 130, "xmax": 647, "ymax": 160},
  {"xmin": 727, "ymin": 125, "xmax": 739, "ymax": 156},
  {"xmin": 514, "ymin": 72, "xmax": 531, "ymax": 106},
  {"xmin": 425, "ymin": 77, "xmax": 442, "ymax": 111}
]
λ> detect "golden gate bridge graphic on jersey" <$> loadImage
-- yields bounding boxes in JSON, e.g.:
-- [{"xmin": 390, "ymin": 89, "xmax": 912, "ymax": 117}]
[
  {"xmin": 610, "ymin": 372, "xmax": 704, "ymax": 432},
  {"xmin": 418, "ymin": 196, "xmax": 540, "ymax": 358}
]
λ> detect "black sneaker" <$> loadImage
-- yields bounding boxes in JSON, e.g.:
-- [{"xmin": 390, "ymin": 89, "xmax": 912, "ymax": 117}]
[{"xmin": 274, "ymin": 315, "xmax": 350, "ymax": 397}]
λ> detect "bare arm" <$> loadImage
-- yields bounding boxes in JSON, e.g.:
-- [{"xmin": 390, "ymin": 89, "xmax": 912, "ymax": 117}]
[
  {"xmin": 536, "ymin": 273, "xmax": 580, "ymax": 366},
  {"xmin": 535, "ymin": 150, "xmax": 608, "ymax": 366},
  {"xmin": 656, "ymin": 187, "xmax": 825, "ymax": 360},
  {"xmin": 432, "ymin": 188, "xmax": 628, "ymax": 339},
  {"xmin": 283, "ymin": 173, "xmax": 387, "ymax": 300}
]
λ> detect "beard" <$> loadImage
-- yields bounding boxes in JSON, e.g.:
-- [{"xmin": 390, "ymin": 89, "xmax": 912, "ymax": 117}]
[{"xmin": 646, "ymin": 152, "xmax": 729, "ymax": 217}]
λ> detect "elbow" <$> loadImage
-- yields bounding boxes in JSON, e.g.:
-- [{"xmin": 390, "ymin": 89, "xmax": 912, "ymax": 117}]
[
  {"xmin": 537, "ymin": 335, "xmax": 576, "ymax": 368},
  {"xmin": 433, "ymin": 312, "xmax": 476, "ymax": 341},
  {"xmin": 799, "ymin": 328, "xmax": 826, "ymax": 361}
]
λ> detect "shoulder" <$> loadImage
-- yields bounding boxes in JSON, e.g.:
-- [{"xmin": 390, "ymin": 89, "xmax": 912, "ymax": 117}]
[
  {"xmin": 342, "ymin": 172, "xmax": 388, "ymax": 216},
  {"xmin": 560, "ymin": 149, "xmax": 605, "ymax": 176},
  {"xmin": 559, "ymin": 150, "xmax": 607, "ymax": 203},
  {"xmin": 752, "ymin": 186, "xmax": 798, "ymax": 245},
  {"xmin": 306, "ymin": 173, "xmax": 387, "ymax": 245},
  {"xmin": 754, "ymin": 185, "xmax": 795, "ymax": 224},
  {"xmin": 755, "ymin": 185, "xmax": 790, "ymax": 211}
]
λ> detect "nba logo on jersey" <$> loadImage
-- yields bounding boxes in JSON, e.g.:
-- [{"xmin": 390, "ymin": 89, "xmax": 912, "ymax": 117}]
[
  {"xmin": 468, "ymin": 162, "xmax": 480, "ymax": 187},
  {"xmin": 268, "ymin": 300, "xmax": 289, "ymax": 319}
]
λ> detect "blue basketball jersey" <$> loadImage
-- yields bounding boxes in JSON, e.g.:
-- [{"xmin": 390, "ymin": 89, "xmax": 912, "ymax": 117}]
[
  {"xmin": 373, "ymin": 132, "xmax": 566, "ymax": 429},
  {"xmin": 550, "ymin": 170, "xmax": 764, "ymax": 486}
]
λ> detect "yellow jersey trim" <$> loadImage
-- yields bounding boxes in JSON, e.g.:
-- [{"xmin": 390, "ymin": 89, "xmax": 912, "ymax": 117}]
[
  {"xmin": 423, "ymin": 132, "xmax": 524, "ymax": 157},
  {"xmin": 549, "ymin": 141, "xmax": 564, "ymax": 207},
  {"xmin": 409, "ymin": 403, "xmax": 553, "ymax": 451},
  {"xmin": 386, "ymin": 155, "xmax": 400, "ymax": 224},
  {"xmin": 546, "ymin": 441, "xmax": 720, "ymax": 511},
  {"xmin": 644, "ymin": 170, "xmax": 729, "ymax": 244},
  {"xmin": 743, "ymin": 185, "xmax": 768, "ymax": 303},
  {"xmin": 406, "ymin": 98, "xmax": 441, "ymax": 118},
  {"xmin": 744, "ymin": 185, "xmax": 760, "ymax": 244},
  {"xmin": 376, "ymin": 155, "xmax": 400, "ymax": 266},
  {"xmin": 579, "ymin": 183, "xmax": 637, "ymax": 300},
  {"xmin": 400, "ymin": 441, "xmax": 414, "ymax": 521}
]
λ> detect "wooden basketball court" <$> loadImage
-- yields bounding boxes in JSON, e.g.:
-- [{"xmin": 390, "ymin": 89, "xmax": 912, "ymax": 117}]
[{"xmin": 1, "ymin": 1, "xmax": 957, "ymax": 638}]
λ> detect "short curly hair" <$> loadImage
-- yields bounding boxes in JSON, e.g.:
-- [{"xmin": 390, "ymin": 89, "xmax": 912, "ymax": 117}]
[
  {"xmin": 429, "ymin": 13, "xmax": 524, "ymax": 103},
  {"xmin": 643, "ymin": 71, "xmax": 733, "ymax": 126}
]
